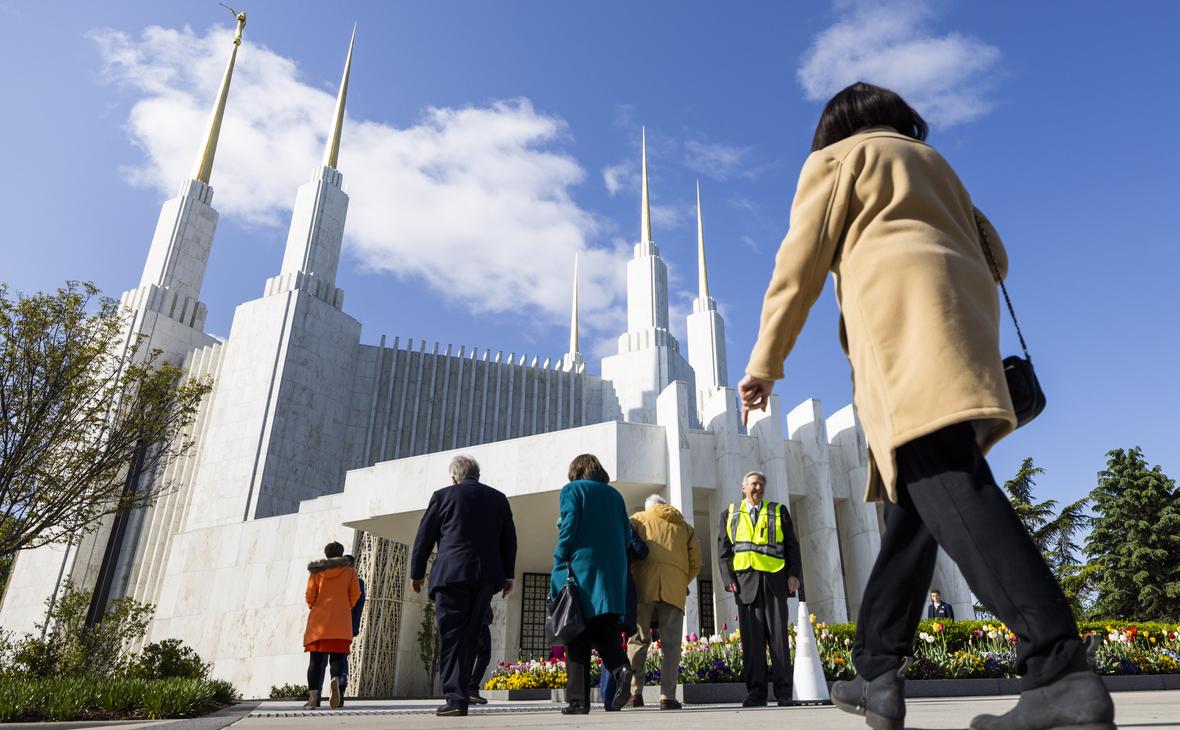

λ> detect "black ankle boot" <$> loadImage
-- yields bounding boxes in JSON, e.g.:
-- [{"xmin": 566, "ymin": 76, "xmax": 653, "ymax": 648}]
[
  {"xmin": 969, "ymin": 671, "xmax": 1114, "ymax": 729},
  {"xmin": 609, "ymin": 665, "xmax": 635, "ymax": 710},
  {"xmin": 830, "ymin": 657, "xmax": 910, "ymax": 730}
]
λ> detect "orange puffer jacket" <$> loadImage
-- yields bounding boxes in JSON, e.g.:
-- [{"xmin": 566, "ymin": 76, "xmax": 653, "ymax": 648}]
[{"xmin": 303, "ymin": 557, "xmax": 360, "ymax": 647}]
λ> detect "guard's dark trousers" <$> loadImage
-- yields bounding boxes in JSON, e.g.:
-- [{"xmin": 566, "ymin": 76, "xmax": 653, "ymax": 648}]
[
  {"xmin": 853, "ymin": 422, "xmax": 1086, "ymax": 689},
  {"xmin": 738, "ymin": 573, "xmax": 793, "ymax": 702},
  {"xmin": 434, "ymin": 580, "xmax": 498, "ymax": 707}
]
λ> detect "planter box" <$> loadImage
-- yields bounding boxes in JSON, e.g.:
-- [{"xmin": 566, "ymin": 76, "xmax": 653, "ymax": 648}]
[
  {"xmin": 534, "ymin": 674, "xmax": 1180, "ymax": 703},
  {"xmin": 484, "ymin": 688, "xmax": 552, "ymax": 701}
]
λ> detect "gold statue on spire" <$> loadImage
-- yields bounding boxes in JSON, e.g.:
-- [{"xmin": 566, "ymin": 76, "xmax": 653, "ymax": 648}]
[
  {"xmin": 323, "ymin": 25, "xmax": 356, "ymax": 170},
  {"xmin": 190, "ymin": 6, "xmax": 247, "ymax": 184}
]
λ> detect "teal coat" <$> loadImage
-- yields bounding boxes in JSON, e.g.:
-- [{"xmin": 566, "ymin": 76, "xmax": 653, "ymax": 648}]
[{"xmin": 550, "ymin": 479, "xmax": 631, "ymax": 619}]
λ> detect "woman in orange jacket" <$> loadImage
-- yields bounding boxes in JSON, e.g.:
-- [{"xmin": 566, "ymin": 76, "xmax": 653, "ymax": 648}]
[{"xmin": 303, "ymin": 541, "xmax": 360, "ymax": 709}]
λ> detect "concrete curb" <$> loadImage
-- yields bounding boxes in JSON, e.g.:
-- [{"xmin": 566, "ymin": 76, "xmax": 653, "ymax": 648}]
[{"xmin": 531, "ymin": 674, "xmax": 1180, "ymax": 703}]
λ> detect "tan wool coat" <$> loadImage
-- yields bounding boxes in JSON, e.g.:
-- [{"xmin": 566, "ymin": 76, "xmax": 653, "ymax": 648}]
[
  {"xmin": 747, "ymin": 128, "xmax": 1017, "ymax": 503},
  {"xmin": 629, "ymin": 503, "xmax": 702, "ymax": 611}
]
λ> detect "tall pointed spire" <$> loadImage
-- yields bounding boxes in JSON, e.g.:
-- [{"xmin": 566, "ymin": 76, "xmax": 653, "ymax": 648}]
[
  {"xmin": 569, "ymin": 253, "xmax": 579, "ymax": 356},
  {"xmin": 696, "ymin": 180, "xmax": 710, "ymax": 301},
  {"xmin": 191, "ymin": 9, "xmax": 247, "ymax": 184},
  {"xmin": 640, "ymin": 126, "xmax": 652, "ymax": 243},
  {"xmin": 323, "ymin": 24, "xmax": 356, "ymax": 170}
]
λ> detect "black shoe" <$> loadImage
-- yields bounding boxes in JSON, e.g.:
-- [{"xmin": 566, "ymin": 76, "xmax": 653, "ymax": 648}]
[
  {"xmin": 969, "ymin": 671, "xmax": 1114, "ymax": 729},
  {"xmin": 831, "ymin": 657, "xmax": 910, "ymax": 730},
  {"xmin": 467, "ymin": 690, "xmax": 488, "ymax": 705},
  {"xmin": 337, "ymin": 697, "xmax": 345, "ymax": 708},
  {"xmin": 742, "ymin": 695, "xmax": 768, "ymax": 707},
  {"xmin": 436, "ymin": 703, "xmax": 468, "ymax": 716},
  {"xmin": 561, "ymin": 703, "xmax": 590, "ymax": 715},
  {"xmin": 660, "ymin": 698, "xmax": 682, "ymax": 710},
  {"xmin": 610, "ymin": 666, "xmax": 635, "ymax": 710},
  {"xmin": 776, "ymin": 699, "xmax": 794, "ymax": 707}
]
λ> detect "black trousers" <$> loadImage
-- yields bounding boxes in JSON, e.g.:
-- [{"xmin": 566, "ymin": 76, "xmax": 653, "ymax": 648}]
[
  {"xmin": 737, "ymin": 574, "xmax": 793, "ymax": 701},
  {"xmin": 434, "ymin": 580, "xmax": 497, "ymax": 707},
  {"xmin": 307, "ymin": 651, "xmax": 345, "ymax": 699},
  {"xmin": 566, "ymin": 613, "xmax": 628, "ymax": 707},
  {"xmin": 853, "ymin": 422, "xmax": 1086, "ymax": 690},
  {"xmin": 468, "ymin": 617, "xmax": 492, "ymax": 691}
]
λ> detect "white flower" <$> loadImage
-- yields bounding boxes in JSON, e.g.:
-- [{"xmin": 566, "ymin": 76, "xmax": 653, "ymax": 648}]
[
  {"xmin": 710, "ymin": 634, "xmax": 723, "ymax": 644},
  {"xmin": 987, "ymin": 631, "xmax": 998, "ymax": 639}
]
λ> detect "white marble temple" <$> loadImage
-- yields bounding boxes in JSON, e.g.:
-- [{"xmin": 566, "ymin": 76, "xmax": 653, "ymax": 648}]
[{"xmin": 0, "ymin": 37, "xmax": 979, "ymax": 700}]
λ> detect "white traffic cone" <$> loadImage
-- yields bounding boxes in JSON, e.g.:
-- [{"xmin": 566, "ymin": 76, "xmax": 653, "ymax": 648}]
[{"xmin": 792, "ymin": 601, "xmax": 831, "ymax": 704}]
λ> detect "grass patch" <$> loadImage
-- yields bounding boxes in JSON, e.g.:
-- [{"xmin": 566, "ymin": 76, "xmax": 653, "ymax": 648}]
[{"xmin": 0, "ymin": 676, "xmax": 239, "ymax": 722}]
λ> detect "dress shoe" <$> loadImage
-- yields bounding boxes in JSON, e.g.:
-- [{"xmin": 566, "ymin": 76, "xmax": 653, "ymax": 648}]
[
  {"xmin": 831, "ymin": 656, "xmax": 911, "ymax": 730},
  {"xmin": 776, "ymin": 698, "xmax": 795, "ymax": 707},
  {"xmin": 561, "ymin": 703, "xmax": 590, "ymax": 715},
  {"xmin": 436, "ymin": 703, "xmax": 468, "ymax": 717},
  {"xmin": 969, "ymin": 669, "xmax": 1115, "ymax": 730},
  {"xmin": 467, "ymin": 690, "xmax": 488, "ymax": 705},
  {"xmin": 742, "ymin": 695, "xmax": 768, "ymax": 707},
  {"xmin": 660, "ymin": 698, "xmax": 682, "ymax": 710}
]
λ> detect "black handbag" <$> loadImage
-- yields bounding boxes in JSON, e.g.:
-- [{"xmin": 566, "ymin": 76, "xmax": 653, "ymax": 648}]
[
  {"xmin": 975, "ymin": 212, "xmax": 1046, "ymax": 428},
  {"xmin": 544, "ymin": 569, "xmax": 585, "ymax": 645}
]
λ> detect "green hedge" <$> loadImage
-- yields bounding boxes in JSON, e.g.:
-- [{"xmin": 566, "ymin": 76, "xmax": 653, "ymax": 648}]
[{"xmin": 0, "ymin": 676, "xmax": 238, "ymax": 723}]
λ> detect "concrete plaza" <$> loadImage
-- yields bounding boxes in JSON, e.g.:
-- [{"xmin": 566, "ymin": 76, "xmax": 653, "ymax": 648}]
[{"xmin": 224, "ymin": 690, "xmax": 1179, "ymax": 729}]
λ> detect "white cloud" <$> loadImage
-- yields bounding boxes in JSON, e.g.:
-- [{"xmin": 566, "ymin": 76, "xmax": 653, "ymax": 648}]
[
  {"xmin": 602, "ymin": 161, "xmax": 637, "ymax": 197},
  {"xmin": 797, "ymin": 0, "xmax": 1001, "ymax": 127},
  {"xmin": 650, "ymin": 203, "xmax": 693, "ymax": 231},
  {"xmin": 684, "ymin": 139, "xmax": 753, "ymax": 180},
  {"xmin": 89, "ymin": 24, "xmax": 629, "ymax": 335}
]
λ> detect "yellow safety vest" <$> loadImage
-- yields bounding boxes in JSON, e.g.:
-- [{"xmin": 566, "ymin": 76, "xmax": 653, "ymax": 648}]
[{"xmin": 726, "ymin": 501, "xmax": 786, "ymax": 573}]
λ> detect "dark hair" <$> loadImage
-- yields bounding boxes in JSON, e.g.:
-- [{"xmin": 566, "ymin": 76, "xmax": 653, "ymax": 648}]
[
  {"xmin": 324, "ymin": 541, "xmax": 345, "ymax": 559},
  {"xmin": 344, "ymin": 554, "xmax": 355, "ymax": 566},
  {"xmin": 931, "ymin": 589, "xmax": 941, "ymax": 595},
  {"xmin": 568, "ymin": 453, "xmax": 610, "ymax": 484},
  {"xmin": 811, "ymin": 82, "xmax": 928, "ymax": 152}
]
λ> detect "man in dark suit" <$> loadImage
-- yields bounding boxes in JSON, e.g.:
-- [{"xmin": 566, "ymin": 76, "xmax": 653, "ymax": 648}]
[
  {"xmin": 927, "ymin": 590, "xmax": 955, "ymax": 620},
  {"xmin": 410, "ymin": 455, "xmax": 517, "ymax": 717},
  {"xmin": 718, "ymin": 471, "xmax": 802, "ymax": 707}
]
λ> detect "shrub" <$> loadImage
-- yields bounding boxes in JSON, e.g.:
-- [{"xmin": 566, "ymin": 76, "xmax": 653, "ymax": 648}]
[
  {"xmin": 269, "ymin": 682, "xmax": 309, "ymax": 700},
  {"xmin": 12, "ymin": 583, "xmax": 153, "ymax": 678},
  {"xmin": 133, "ymin": 638, "xmax": 210, "ymax": 680}
]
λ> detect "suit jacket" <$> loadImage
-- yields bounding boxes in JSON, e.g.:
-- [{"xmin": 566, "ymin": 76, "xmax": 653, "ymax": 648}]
[
  {"xmin": 717, "ymin": 501, "xmax": 802, "ymax": 606},
  {"xmin": 410, "ymin": 478, "xmax": 517, "ymax": 596},
  {"xmin": 927, "ymin": 601, "xmax": 955, "ymax": 620}
]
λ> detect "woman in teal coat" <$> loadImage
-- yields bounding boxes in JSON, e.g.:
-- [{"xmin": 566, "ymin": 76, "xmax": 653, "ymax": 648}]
[{"xmin": 551, "ymin": 454, "xmax": 635, "ymax": 714}]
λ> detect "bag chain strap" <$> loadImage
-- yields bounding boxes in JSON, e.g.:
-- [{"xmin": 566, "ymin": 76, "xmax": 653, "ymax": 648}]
[{"xmin": 974, "ymin": 211, "xmax": 1032, "ymax": 362}]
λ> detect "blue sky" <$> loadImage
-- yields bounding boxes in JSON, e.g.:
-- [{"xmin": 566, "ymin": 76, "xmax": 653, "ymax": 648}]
[{"xmin": 1, "ymin": 0, "xmax": 1177, "ymax": 514}]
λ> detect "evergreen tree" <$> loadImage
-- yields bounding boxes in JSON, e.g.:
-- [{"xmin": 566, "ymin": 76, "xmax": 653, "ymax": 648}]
[
  {"xmin": 1002, "ymin": 458, "xmax": 1091, "ymax": 615},
  {"xmin": 1002, "ymin": 458, "xmax": 1090, "ymax": 574},
  {"xmin": 1085, "ymin": 447, "xmax": 1180, "ymax": 621}
]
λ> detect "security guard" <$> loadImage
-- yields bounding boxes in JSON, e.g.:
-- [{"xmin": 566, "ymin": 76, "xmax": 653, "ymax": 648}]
[{"xmin": 718, "ymin": 470, "xmax": 802, "ymax": 707}]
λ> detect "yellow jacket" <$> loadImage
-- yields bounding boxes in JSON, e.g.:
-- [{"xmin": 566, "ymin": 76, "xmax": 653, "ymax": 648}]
[{"xmin": 629, "ymin": 504, "xmax": 701, "ymax": 611}]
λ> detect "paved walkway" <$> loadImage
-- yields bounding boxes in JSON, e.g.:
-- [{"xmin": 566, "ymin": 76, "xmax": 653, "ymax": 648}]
[{"xmin": 223, "ymin": 690, "xmax": 1180, "ymax": 729}]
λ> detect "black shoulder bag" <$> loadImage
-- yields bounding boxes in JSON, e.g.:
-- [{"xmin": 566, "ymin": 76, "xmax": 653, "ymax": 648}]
[
  {"xmin": 545, "ymin": 566, "xmax": 585, "ymax": 645},
  {"xmin": 975, "ymin": 212, "xmax": 1046, "ymax": 428}
]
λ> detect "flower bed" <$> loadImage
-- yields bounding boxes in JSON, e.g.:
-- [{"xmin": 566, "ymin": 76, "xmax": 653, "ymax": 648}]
[{"xmin": 485, "ymin": 617, "xmax": 1180, "ymax": 689}]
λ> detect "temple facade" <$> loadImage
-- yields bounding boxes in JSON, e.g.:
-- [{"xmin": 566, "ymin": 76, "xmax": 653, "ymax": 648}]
[{"xmin": 0, "ymin": 17, "xmax": 974, "ymax": 698}]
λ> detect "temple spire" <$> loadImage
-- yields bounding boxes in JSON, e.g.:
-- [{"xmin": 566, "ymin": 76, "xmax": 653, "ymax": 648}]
[
  {"xmin": 569, "ymin": 253, "xmax": 579, "ymax": 355},
  {"xmin": 640, "ymin": 126, "xmax": 652, "ymax": 243},
  {"xmin": 696, "ymin": 180, "xmax": 710, "ymax": 301},
  {"xmin": 191, "ymin": 9, "xmax": 247, "ymax": 184},
  {"xmin": 322, "ymin": 24, "xmax": 356, "ymax": 170}
]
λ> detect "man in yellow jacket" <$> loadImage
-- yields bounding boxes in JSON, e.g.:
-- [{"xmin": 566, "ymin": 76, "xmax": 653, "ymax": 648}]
[
  {"xmin": 718, "ymin": 471, "xmax": 802, "ymax": 707},
  {"xmin": 626, "ymin": 494, "xmax": 701, "ymax": 710}
]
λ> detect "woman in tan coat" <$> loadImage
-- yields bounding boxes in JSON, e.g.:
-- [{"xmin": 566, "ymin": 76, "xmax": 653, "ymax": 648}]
[
  {"xmin": 739, "ymin": 82, "xmax": 1112, "ymax": 730},
  {"xmin": 302, "ymin": 540, "xmax": 360, "ymax": 709}
]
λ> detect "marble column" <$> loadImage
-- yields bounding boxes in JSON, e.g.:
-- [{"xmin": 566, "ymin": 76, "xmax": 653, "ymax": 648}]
[{"xmin": 656, "ymin": 380, "xmax": 698, "ymax": 636}]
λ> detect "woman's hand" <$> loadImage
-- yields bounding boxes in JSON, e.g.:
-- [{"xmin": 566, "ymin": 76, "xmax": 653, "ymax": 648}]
[{"xmin": 737, "ymin": 374, "xmax": 774, "ymax": 426}]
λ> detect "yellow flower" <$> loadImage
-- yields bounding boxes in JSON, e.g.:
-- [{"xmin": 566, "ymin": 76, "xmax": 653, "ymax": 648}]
[{"xmin": 810, "ymin": 613, "xmax": 817, "ymax": 624}]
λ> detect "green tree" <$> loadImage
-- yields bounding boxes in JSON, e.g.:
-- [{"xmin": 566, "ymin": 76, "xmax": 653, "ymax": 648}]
[
  {"xmin": 1085, "ymin": 447, "xmax": 1180, "ymax": 621},
  {"xmin": 1002, "ymin": 458, "xmax": 1091, "ymax": 574},
  {"xmin": 0, "ymin": 282, "xmax": 212, "ymax": 556}
]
